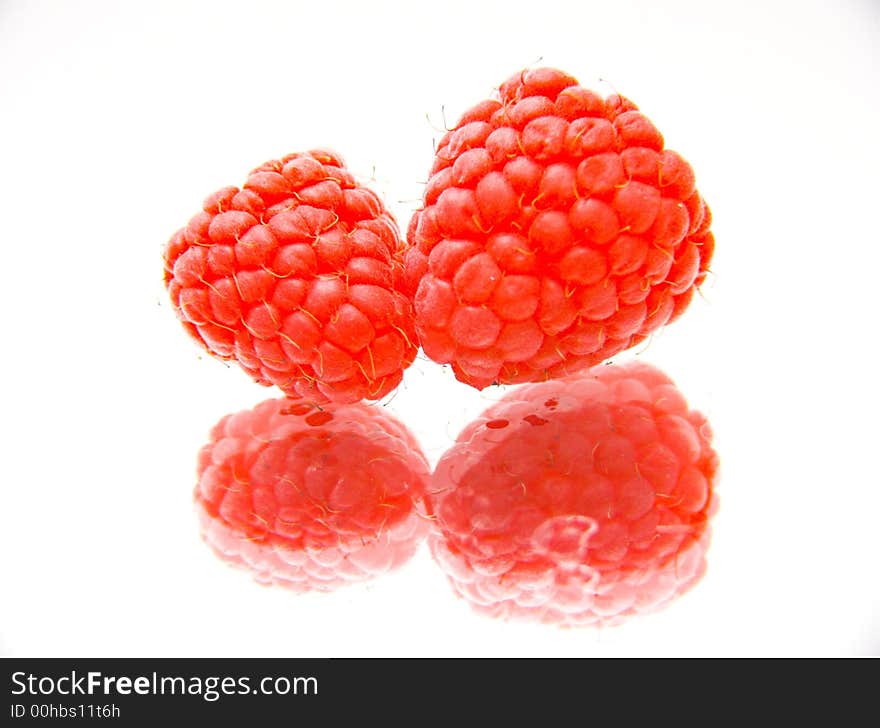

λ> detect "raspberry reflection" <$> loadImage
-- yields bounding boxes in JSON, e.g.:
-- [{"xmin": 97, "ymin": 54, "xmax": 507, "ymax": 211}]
[
  {"xmin": 425, "ymin": 361, "xmax": 720, "ymax": 626},
  {"xmin": 195, "ymin": 398, "xmax": 429, "ymax": 592}
]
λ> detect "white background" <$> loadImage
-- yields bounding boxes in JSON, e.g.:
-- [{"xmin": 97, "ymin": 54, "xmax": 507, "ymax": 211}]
[{"xmin": 1, "ymin": 0, "xmax": 878, "ymax": 657}]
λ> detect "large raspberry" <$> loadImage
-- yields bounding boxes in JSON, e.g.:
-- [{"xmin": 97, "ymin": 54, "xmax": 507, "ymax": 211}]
[
  {"xmin": 196, "ymin": 397, "xmax": 430, "ymax": 592},
  {"xmin": 164, "ymin": 150, "xmax": 417, "ymax": 404},
  {"xmin": 404, "ymin": 68, "xmax": 715, "ymax": 389},
  {"xmin": 426, "ymin": 362, "xmax": 719, "ymax": 626}
]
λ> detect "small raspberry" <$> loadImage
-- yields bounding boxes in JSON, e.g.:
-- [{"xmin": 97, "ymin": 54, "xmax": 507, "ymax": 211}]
[
  {"xmin": 404, "ymin": 68, "xmax": 715, "ymax": 389},
  {"xmin": 196, "ymin": 397, "xmax": 430, "ymax": 592},
  {"xmin": 164, "ymin": 150, "xmax": 417, "ymax": 404},
  {"xmin": 425, "ymin": 361, "xmax": 720, "ymax": 626}
]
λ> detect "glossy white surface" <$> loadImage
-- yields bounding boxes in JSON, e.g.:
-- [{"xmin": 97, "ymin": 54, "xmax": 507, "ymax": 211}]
[{"xmin": 1, "ymin": 0, "xmax": 877, "ymax": 656}]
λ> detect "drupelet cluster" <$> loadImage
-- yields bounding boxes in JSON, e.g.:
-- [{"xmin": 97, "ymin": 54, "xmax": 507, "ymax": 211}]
[
  {"xmin": 164, "ymin": 150, "xmax": 417, "ymax": 404},
  {"xmin": 404, "ymin": 67, "xmax": 714, "ymax": 389}
]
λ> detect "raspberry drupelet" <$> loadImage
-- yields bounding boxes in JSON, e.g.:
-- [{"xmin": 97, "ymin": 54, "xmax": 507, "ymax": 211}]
[
  {"xmin": 425, "ymin": 361, "xmax": 720, "ymax": 626},
  {"xmin": 164, "ymin": 150, "xmax": 418, "ymax": 404},
  {"xmin": 196, "ymin": 398, "xmax": 430, "ymax": 592},
  {"xmin": 404, "ymin": 68, "xmax": 715, "ymax": 389}
]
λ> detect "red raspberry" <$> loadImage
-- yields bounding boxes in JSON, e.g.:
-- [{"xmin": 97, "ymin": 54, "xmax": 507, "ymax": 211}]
[
  {"xmin": 196, "ymin": 397, "xmax": 430, "ymax": 592},
  {"xmin": 404, "ymin": 68, "xmax": 715, "ymax": 389},
  {"xmin": 426, "ymin": 361, "xmax": 719, "ymax": 626},
  {"xmin": 164, "ymin": 150, "xmax": 417, "ymax": 404}
]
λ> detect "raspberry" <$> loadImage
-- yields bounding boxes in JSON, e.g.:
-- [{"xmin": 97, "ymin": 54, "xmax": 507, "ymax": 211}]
[
  {"xmin": 195, "ymin": 397, "xmax": 430, "ymax": 592},
  {"xmin": 164, "ymin": 150, "xmax": 417, "ymax": 404},
  {"xmin": 425, "ymin": 361, "xmax": 720, "ymax": 626},
  {"xmin": 405, "ymin": 68, "xmax": 715, "ymax": 389}
]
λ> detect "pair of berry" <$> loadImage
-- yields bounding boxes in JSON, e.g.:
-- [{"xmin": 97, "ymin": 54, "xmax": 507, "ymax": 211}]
[
  {"xmin": 164, "ymin": 67, "xmax": 713, "ymax": 403},
  {"xmin": 196, "ymin": 362, "xmax": 718, "ymax": 627},
  {"xmin": 165, "ymin": 67, "xmax": 718, "ymax": 625}
]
